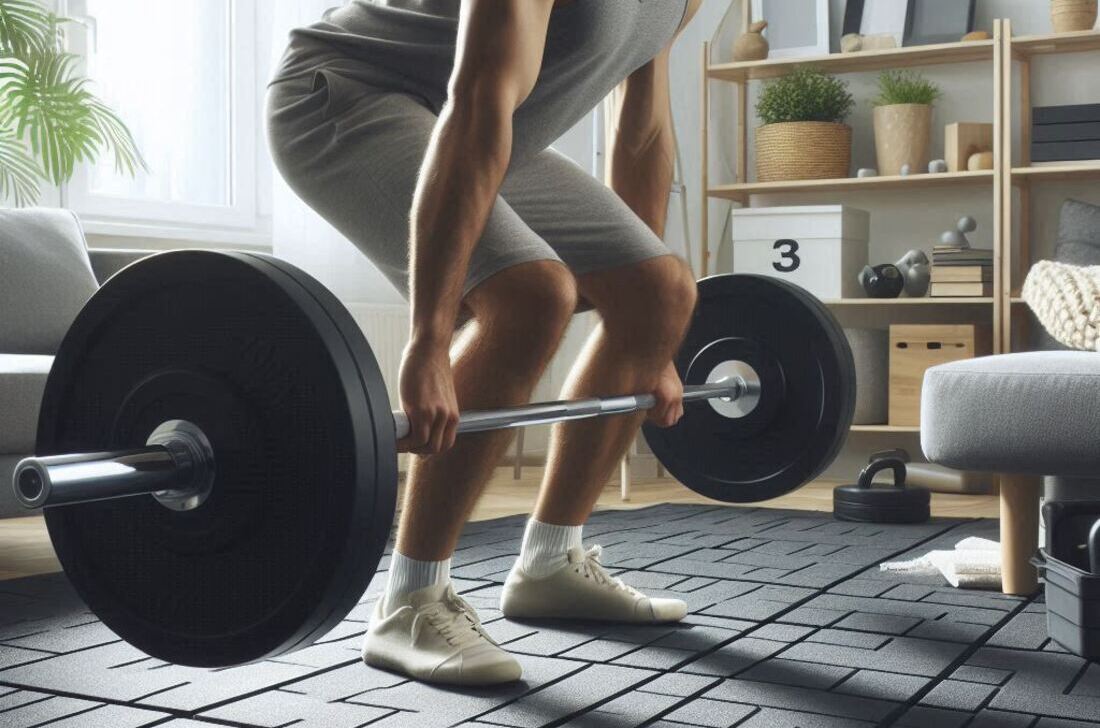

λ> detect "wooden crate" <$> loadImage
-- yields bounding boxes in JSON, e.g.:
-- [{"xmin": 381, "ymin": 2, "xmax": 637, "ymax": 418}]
[
  {"xmin": 945, "ymin": 122, "xmax": 994, "ymax": 173},
  {"xmin": 889, "ymin": 324, "xmax": 992, "ymax": 427}
]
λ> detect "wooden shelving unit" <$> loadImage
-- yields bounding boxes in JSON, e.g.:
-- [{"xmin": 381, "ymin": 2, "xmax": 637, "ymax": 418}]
[
  {"xmin": 708, "ymin": 170, "xmax": 993, "ymax": 202},
  {"xmin": 700, "ymin": 20, "xmax": 1006, "ymax": 445},
  {"xmin": 1001, "ymin": 24, "xmax": 1100, "ymax": 352},
  {"xmin": 707, "ymin": 40, "xmax": 996, "ymax": 82}
]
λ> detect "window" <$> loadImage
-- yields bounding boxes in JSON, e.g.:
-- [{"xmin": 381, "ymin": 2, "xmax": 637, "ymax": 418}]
[{"xmin": 63, "ymin": 0, "xmax": 257, "ymax": 235}]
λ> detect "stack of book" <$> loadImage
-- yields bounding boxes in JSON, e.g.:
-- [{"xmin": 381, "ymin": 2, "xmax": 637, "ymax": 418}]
[{"xmin": 931, "ymin": 247, "xmax": 994, "ymax": 297}]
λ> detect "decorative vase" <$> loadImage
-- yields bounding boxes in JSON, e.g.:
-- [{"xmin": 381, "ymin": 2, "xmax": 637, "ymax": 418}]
[
  {"xmin": 873, "ymin": 104, "xmax": 933, "ymax": 177},
  {"xmin": 1051, "ymin": 0, "xmax": 1098, "ymax": 32},
  {"xmin": 755, "ymin": 122, "xmax": 852, "ymax": 182},
  {"xmin": 733, "ymin": 21, "xmax": 769, "ymax": 61}
]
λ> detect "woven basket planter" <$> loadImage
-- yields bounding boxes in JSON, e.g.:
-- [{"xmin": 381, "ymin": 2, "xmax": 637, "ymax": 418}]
[
  {"xmin": 1051, "ymin": 0, "xmax": 1098, "ymax": 32},
  {"xmin": 755, "ymin": 122, "xmax": 852, "ymax": 182}
]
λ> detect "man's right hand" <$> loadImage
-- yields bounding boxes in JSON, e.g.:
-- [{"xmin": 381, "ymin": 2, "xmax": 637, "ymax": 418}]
[{"xmin": 397, "ymin": 340, "xmax": 460, "ymax": 455}]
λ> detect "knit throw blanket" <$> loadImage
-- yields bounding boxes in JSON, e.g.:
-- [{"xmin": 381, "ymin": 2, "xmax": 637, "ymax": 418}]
[{"xmin": 1022, "ymin": 260, "xmax": 1100, "ymax": 352}]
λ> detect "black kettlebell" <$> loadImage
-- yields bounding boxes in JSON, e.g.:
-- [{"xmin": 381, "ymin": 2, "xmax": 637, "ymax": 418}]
[
  {"xmin": 834, "ymin": 449, "xmax": 931, "ymax": 523},
  {"xmin": 858, "ymin": 263, "xmax": 905, "ymax": 298}
]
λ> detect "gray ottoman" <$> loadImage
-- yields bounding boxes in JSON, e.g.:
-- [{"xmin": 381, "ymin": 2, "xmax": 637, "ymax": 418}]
[{"xmin": 922, "ymin": 351, "xmax": 1100, "ymax": 594}]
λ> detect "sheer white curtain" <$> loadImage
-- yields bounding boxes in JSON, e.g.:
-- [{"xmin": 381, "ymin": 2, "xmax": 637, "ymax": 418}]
[{"xmin": 266, "ymin": 0, "xmax": 406, "ymax": 306}]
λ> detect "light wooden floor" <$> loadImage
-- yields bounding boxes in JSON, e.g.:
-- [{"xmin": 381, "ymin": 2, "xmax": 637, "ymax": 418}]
[{"xmin": 0, "ymin": 467, "xmax": 998, "ymax": 582}]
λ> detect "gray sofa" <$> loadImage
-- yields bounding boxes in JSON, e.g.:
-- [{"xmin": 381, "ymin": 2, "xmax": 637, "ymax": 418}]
[{"xmin": 0, "ymin": 208, "xmax": 153, "ymax": 518}]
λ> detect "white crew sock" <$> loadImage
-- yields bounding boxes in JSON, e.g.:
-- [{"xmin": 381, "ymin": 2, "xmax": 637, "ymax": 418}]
[
  {"xmin": 382, "ymin": 552, "xmax": 451, "ymax": 616},
  {"xmin": 519, "ymin": 518, "xmax": 583, "ymax": 578}
]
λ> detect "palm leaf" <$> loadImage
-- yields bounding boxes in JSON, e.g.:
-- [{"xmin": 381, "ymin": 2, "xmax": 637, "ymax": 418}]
[
  {"xmin": 0, "ymin": 0, "xmax": 51, "ymax": 56},
  {"xmin": 0, "ymin": 124, "xmax": 41, "ymax": 205},
  {"xmin": 86, "ymin": 97, "xmax": 147, "ymax": 176},
  {"xmin": 0, "ymin": 50, "xmax": 101, "ymax": 185}
]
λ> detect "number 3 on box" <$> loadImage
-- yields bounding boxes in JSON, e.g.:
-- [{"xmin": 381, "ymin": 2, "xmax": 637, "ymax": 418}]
[{"xmin": 773, "ymin": 239, "xmax": 800, "ymax": 273}]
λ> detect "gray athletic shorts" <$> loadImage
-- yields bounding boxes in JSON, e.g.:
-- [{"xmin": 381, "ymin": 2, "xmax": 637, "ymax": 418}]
[{"xmin": 265, "ymin": 70, "xmax": 674, "ymax": 299}]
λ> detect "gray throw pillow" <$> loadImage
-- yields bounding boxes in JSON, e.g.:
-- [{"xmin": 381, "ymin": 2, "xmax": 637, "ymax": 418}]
[{"xmin": 0, "ymin": 208, "xmax": 97, "ymax": 355}]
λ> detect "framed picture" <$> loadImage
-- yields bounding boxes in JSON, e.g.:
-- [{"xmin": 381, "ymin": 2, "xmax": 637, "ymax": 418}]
[
  {"xmin": 904, "ymin": 0, "xmax": 977, "ymax": 46},
  {"xmin": 750, "ymin": 0, "xmax": 830, "ymax": 59},
  {"xmin": 842, "ymin": 0, "xmax": 912, "ymax": 50}
]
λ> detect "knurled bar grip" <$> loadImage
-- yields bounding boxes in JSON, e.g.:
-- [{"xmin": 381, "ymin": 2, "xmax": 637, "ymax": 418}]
[{"xmin": 391, "ymin": 379, "xmax": 746, "ymax": 440}]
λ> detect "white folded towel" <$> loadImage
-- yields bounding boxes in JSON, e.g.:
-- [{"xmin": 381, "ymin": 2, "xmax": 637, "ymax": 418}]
[{"xmin": 880, "ymin": 537, "xmax": 1001, "ymax": 589}]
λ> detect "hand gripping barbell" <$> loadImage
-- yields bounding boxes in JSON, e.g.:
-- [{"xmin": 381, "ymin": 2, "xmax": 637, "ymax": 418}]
[{"xmin": 11, "ymin": 251, "xmax": 855, "ymax": 667}]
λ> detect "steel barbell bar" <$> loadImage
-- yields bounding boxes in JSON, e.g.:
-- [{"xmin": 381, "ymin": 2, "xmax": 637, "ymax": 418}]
[{"xmin": 13, "ymin": 376, "xmax": 756, "ymax": 512}]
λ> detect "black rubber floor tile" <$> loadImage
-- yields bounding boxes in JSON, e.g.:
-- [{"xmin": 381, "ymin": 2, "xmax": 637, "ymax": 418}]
[
  {"xmin": 567, "ymin": 690, "xmax": 681, "ymax": 727},
  {"xmin": 739, "ymin": 657, "xmax": 853, "ymax": 690},
  {"xmin": 42, "ymin": 703, "xmax": 171, "ymax": 728},
  {"xmin": 661, "ymin": 696, "xmax": 756, "ymax": 727},
  {"xmin": 969, "ymin": 647, "xmax": 1100, "ymax": 723},
  {"xmin": 680, "ymin": 636, "xmax": 789, "ymax": 677},
  {"xmin": 967, "ymin": 709, "xmax": 1036, "ymax": 727},
  {"xmin": 2, "ymin": 506, "xmax": 1097, "ymax": 727},
  {"xmin": 0, "ymin": 692, "xmax": 102, "ymax": 727},
  {"xmin": 201, "ymin": 688, "xmax": 395, "ymax": 728},
  {"xmin": 893, "ymin": 704, "xmax": 972, "ymax": 727},
  {"xmin": 637, "ymin": 671, "xmax": 720, "ymax": 697},
  {"xmin": 919, "ymin": 678, "xmax": 998, "ymax": 712},
  {"xmin": 833, "ymin": 669, "xmax": 931, "ymax": 703},
  {"xmin": 472, "ymin": 663, "xmax": 657, "ymax": 727},
  {"xmin": 704, "ymin": 678, "xmax": 897, "ymax": 722},
  {"xmin": 780, "ymin": 635, "xmax": 968, "ymax": 678}
]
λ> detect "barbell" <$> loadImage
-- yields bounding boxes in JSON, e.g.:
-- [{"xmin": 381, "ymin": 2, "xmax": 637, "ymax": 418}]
[{"xmin": 11, "ymin": 251, "xmax": 855, "ymax": 667}]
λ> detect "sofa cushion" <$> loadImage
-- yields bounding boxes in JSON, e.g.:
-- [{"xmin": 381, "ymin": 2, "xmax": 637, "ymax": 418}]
[
  {"xmin": 0, "ymin": 354, "xmax": 52, "ymax": 454},
  {"xmin": 921, "ymin": 352, "xmax": 1100, "ymax": 477},
  {"xmin": 0, "ymin": 208, "xmax": 97, "ymax": 354}
]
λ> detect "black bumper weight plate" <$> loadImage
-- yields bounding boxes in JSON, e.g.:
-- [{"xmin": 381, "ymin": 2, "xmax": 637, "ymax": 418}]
[
  {"xmin": 643, "ymin": 275, "xmax": 856, "ymax": 504},
  {"xmin": 37, "ymin": 251, "xmax": 396, "ymax": 667}
]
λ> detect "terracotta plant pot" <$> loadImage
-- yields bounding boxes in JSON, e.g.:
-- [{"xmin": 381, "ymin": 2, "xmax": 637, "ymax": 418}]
[
  {"xmin": 873, "ymin": 103, "xmax": 933, "ymax": 177},
  {"xmin": 1051, "ymin": 0, "xmax": 1098, "ymax": 32},
  {"xmin": 755, "ymin": 121, "xmax": 852, "ymax": 182}
]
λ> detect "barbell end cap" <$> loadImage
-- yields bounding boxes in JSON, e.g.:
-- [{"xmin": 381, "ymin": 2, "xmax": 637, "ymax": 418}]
[{"xmin": 12, "ymin": 458, "xmax": 51, "ymax": 510}]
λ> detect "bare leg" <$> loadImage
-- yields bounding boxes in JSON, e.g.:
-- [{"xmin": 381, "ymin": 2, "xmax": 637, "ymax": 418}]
[
  {"xmin": 532, "ymin": 256, "xmax": 697, "ymax": 526},
  {"xmin": 396, "ymin": 261, "xmax": 576, "ymax": 560}
]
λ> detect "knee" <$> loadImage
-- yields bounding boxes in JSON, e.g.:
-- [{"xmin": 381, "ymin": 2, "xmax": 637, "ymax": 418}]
[
  {"xmin": 608, "ymin": 257, "xmax": 698, "ymax": 340},
  {"xmin": 473, "ymin": 261, "xmax": 578, "ymax": 349}
]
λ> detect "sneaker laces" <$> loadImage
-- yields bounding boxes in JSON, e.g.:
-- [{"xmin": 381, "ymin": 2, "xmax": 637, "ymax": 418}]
[
  {"xmin": 411, "ymin": 585, "xmax": 497, "ymax": 649},
  {"xmin": 568, "ymin": 545, "xmax": 642, "ymax": 597}
]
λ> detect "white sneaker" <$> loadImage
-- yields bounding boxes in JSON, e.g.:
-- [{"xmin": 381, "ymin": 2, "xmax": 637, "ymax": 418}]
[
  {"xmin": 362, "ymin": 582, "xmax": 522, "ymax": 686},
  {"xmin": 500, "ymin": 545, "xmax": 688, "ymax": 623}
]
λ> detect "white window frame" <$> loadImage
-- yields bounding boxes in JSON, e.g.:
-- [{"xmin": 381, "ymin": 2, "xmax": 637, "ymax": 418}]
[{"xmin": 61, "ymin": 0, "xmax": 258, "ymax": 238}]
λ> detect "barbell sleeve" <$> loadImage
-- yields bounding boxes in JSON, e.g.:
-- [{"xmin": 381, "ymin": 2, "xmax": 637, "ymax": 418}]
[
  {"xmin": 13, "ymin": 447, "xmax": 188, "ymax": 510},
  {"xmin": 391, "ymin": 378, "xmax": 746, "ymax": 440}
]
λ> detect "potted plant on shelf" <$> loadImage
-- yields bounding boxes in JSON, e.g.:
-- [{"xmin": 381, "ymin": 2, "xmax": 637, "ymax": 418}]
[
  {"xmin": 872, "ymin": 70, "xmax": 942, "ymax": 177},
  {"xmin": 1051, "ymin": 0, "xmax": 1098, "ymax": 32},
  {"xmin": 755, "ymin": 67, "xmax": 855, "ymax": 182}
]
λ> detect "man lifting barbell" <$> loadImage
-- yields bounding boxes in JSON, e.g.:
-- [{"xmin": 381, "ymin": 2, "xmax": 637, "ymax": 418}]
[
  {"xmin": 266, "ymin": 0, "xmax": 704, "ymax": 685},
  {"xmin": 11, "ymin": 0, "xmax": 855, "ymax": 688}
]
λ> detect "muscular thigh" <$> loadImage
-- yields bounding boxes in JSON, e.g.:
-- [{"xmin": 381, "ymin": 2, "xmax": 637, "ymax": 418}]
[
  {"xmin": 499, "ymin": 148, "xmax": 675, "ymax": 283},
  {"xmin": 265, "ymin": 71, "xmax": 561, "ymax": 299}
]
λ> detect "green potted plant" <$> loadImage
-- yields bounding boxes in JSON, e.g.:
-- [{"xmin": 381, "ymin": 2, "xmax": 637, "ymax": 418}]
[
  {"xmin": 755, "ymin": 67, "xmax": 855, "ymax": 182},
  {"xmin": 871, "ymin": 70, "xmax": 942, "ymax": 177},
  {"xmin": 0, "ymin": 0, "xmax": 144, "ymax": 206}
]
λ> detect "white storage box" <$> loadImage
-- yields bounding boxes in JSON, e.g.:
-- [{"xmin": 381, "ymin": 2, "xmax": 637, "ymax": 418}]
[{"xmin": 730, "ymin": 205, "xmax": 870, "ymax": 299}]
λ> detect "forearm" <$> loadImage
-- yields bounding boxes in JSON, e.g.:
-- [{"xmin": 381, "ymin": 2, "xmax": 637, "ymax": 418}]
[
  {"xmin": 408, "ymin": 100, "xmax": 512, "ymax": 346},
  {"xmin": 608, "ymin": 126, "xmax": 675, "ymax": 237}
]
